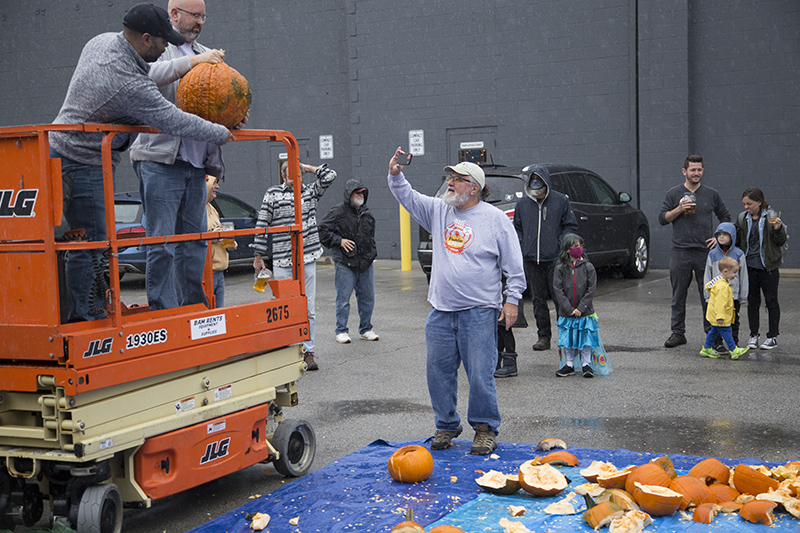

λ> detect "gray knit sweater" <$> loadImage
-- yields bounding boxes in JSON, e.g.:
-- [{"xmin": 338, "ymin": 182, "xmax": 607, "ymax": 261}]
[{"xmin": 50, "ymin": 32, "xmax": 229, "ymax": 168}]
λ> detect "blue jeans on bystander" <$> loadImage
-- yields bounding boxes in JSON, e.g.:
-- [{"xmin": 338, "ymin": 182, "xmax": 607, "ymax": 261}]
[
  {"xmin": 274, "ymin": 261, "xmax": 317, "ymax": 353},
  {"xmin": 425, "ymin": 307, "xmax": 501, "ymax": 434},
  {"xmin": 334, "ymin": 262, "xmax": 374, "ymax": 335}
]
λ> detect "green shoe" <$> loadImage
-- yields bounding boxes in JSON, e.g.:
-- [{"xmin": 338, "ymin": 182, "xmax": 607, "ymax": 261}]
[
  {"xmin": 699, "ymin": 347, "xmax": 720, "ymax": 359},
  {"xmin": 730, "ymin": 346, "xmax": 750, "ymax": 360}
]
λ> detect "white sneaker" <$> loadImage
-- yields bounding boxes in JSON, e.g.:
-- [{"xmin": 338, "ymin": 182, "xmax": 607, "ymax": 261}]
[
  {"xmin": 335, "ymin": 333, "xmax": 351, "ymax": 344},
  {"xmin": 760, "ymin": 337, "xmax": 777, "ymax": 350},
  {"xmin": 748, "ymin": 335, "xmax": 759, "ymax": 349},
  {"xmin": 359, "ymin": 330, "xmax": 379, "ymax": 341}
]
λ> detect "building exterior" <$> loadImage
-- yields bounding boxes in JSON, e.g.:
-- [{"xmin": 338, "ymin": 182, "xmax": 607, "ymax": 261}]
[{"xmin": 1, "ymin": 0, "xmax": 797, "ymax": 267}]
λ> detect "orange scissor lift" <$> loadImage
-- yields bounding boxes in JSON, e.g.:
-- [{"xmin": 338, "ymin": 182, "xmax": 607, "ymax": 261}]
[{"xmin": 0, "ymin": 124, "xmax": 316, "ymax": 532}]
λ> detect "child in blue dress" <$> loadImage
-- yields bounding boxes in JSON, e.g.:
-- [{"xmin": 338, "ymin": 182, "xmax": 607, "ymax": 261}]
[{"xmin": 552, "ymin": 233, "xmax": 612, "ymax": 378}]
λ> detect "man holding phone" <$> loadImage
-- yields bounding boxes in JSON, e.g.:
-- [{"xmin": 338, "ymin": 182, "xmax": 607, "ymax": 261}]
[{"xmin": 387, "ymin": 148, "xmax": 525, "ymax": 455}]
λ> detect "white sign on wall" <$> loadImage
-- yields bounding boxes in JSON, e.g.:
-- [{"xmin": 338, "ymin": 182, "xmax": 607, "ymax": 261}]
[
  {"xmin": 409, "ymin": 130, "xmax": 425, "ymax": 156},
  {"xmin": 319, "ymin": 135, "xmax": 334, "ymax": 159},
  {"xmin": 460, "ymin": 141, "xmax": 484, "ymax": 149}
]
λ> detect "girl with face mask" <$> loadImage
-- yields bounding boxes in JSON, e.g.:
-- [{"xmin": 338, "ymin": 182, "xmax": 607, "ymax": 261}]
[{"xmin": 552, "ymin": 233, "xmax": 612, "ymax": 378}]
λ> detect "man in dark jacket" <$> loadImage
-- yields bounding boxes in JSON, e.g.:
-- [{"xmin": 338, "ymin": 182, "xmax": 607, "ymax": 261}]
[
  {"xmin": 513, "ymin": 165, "xmax": 578, "ymax": 351},
  {"xmin": 319, "ymin": 179, "xmax": 380, "ymax": 344}
]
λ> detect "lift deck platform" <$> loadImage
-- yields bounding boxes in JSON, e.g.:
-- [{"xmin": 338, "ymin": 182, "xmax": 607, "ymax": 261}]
[{"xmin": 0, "ymin": 124, "xmax": 316, "ymax": 532}]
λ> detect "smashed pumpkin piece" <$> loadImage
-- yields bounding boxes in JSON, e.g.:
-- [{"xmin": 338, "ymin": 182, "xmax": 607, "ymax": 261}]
[
  {"xmin": 249, "ymin": 512, "xmax": 270, "ymax": 531},
  {"xmin": 498, "ymin": 518, "xmax": 531, "ymax": 533},
  {"xmin": 544, "ymin": 492, "xmax": 577, "ymax": 515},
  {"xmin": 608, "ymin": 510, "xmax": 652, "ymax": 533},
  {"xmin": 508, "ymin": 505, "xmax": 526, "ymax": 517}
]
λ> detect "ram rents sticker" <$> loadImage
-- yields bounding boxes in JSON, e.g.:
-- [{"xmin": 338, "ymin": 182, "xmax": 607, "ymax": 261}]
[{"xmin": 190, "ymin": 314, "xmax": 226, "ymax": 340}]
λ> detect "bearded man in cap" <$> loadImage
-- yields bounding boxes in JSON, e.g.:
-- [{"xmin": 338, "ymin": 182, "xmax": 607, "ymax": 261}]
[
  {"xmin": 387, "ymin": 148, "xmax": 525, "ymax": 456},
  {"xmin": 50, "ymin": 2, "xmax": 231, "ymax": 322},
  {"xmin": 513, "ymin": 165, "xmax": 578, "ymax": 352}
]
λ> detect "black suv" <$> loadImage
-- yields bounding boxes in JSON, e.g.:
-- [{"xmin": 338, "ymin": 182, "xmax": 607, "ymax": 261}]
[{"xmin": 418, "ymin": 164, "xmax": 650, "ymax": 280}]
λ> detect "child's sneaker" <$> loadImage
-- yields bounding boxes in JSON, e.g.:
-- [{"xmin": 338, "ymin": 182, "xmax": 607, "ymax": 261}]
[
  {"xmin": 699, "ymin": 347, "xmax": 720, "ymax": 359},
  {"xmin": 760, "ymin": 337, "xmax": 777, "ymax": 350},
  {"xmin": 748, "ymin": 335, "xmax": 759, "ymax": 349},
  {"xmin": 730, "ymin": 346, "xmax": 749, "ymax": 360},
  {"xmin": 555, "ymin": 365, "xmax": 575, "ymax": 377}
]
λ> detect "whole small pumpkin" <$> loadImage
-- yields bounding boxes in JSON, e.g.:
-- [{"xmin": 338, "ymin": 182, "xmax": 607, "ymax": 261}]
[
  {"xmin": 388, "ymin": 445, "xmax": 434, "ymax": 483},
  {"xmin": 177, "ymin": 62, "xmax": 251, "ymax": 128}
]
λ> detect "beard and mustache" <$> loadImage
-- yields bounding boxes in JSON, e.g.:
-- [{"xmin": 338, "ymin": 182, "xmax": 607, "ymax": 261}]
[{"xmin": 441, "ymin": 187, "xmax": 471, "ymax": 207}]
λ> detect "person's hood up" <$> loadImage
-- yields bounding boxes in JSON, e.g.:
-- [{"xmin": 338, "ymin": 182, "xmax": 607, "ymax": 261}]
[
  {"xmin": 715, "ymin": 221, "xmax": 737, "ymax": 244},
  {"xmin": 522, "ymin": 164, "xmax": 551, "ymax": 201},
  {"xmin": 344, "ymin": 178, "xmax": 369, "ymax": 205}
]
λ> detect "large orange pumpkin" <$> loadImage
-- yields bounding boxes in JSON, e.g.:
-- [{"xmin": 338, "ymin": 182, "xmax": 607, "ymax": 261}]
[
  {"xmin": 388, "ymin": 445, "xmax": 434, "ymax": 483},
  {"xmin": 177, "ymin": 62, "xmax": 251, "ymax": 128}
]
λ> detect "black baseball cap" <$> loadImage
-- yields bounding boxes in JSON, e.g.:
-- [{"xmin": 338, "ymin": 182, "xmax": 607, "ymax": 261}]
[{"xmin": 123, "ymin": 3, "xmax": 185, "ymax": 46}]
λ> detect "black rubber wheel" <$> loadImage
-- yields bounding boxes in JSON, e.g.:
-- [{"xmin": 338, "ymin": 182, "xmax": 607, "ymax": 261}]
[
  {"xmin": 273, "ymin": 419, "xmax": 316, "ymax": 477},
  {"xmin": 76, "ymin": 484, "xmax": 122, "ymax": 533},
  {"xmin": 623, "ymin": 229, "xmax": 649, "ymax": 279}
]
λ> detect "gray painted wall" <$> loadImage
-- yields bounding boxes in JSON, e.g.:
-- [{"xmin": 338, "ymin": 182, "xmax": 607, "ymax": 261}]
[{"xmin": 1, "ymin": 0, "xmax": 797, "ymax": 267}]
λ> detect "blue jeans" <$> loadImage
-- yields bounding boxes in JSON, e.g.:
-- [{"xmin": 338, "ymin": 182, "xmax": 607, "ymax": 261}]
[
  {"xmin": 705, "ymin": 325, "xmax": 736, "ymax": 350},
  {"xmin": 274, "ymin": 261, "xmax": 316, "ymax": 353},
  {"xmin": 57, "ymin": 152, "xmax": 108, "ymax": 322},
  {"xmin": 134, "ymin": 160, "xmax": 208, "ymax": 310},
  {"xmin": 212, "ymin": 270, "xmax": 225, "ymax": 308},
  {"xmin": 425, "ymin": 307, "xmax": 501, "ymax": 433},
  {"xmin": 334, "ymin": 263, "xmax": 374, "ymax": 335}
]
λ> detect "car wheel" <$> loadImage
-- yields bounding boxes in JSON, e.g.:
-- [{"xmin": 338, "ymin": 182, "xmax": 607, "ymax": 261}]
[{"xmin": 623, "ymin": 229, "xmax": 649, "ymax": 279}]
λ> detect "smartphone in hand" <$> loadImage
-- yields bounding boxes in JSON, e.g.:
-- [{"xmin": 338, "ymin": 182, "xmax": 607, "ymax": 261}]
[{"xmin": 397, "ymin": 152, "xmax": 412, "ymax": 166}]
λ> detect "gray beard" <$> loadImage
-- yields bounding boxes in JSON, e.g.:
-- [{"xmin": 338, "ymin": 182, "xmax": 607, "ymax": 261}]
[{"xmin": 442, "ymin": 189, "xmax": 470, "ymax": 207}]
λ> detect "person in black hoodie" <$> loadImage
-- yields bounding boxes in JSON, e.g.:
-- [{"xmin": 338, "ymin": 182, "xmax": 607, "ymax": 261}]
[
  {"xmin": 319, "ymin": 179, "xmax": 380, "ymax": 344},
  {"xmin": 513, "ymin": 165, "xmax": 578, "ymax": 351}
]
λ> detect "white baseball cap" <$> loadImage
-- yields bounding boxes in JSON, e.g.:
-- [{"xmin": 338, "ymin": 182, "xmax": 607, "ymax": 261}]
[{"xmin": 443, "ymin": 162, "xmax": 485, "ymax": 189}]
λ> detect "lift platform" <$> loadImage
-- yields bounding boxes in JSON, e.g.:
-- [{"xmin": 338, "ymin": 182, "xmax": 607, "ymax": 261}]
[{"xmin": 0, "ymin": 124, "xmax": 316, "ymax": 532}]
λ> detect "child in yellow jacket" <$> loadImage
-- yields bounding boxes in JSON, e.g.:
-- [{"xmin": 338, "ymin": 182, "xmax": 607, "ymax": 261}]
[{"xmin": 700, "ymin": 256, "xmax": 749, "ymax": 360}]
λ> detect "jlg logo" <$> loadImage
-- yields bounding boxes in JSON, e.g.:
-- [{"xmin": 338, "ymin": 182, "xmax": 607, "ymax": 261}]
[
  {"xmin": 83, "ymin": 337, "xmax": 113, "ymax": 358},
  {"xmin": 200, "ymin": 437, "xmax": 230, "ymax": 465},
  {"xmin": 0, "ymin": 189, "xmax": 38, "ymax": 217}
]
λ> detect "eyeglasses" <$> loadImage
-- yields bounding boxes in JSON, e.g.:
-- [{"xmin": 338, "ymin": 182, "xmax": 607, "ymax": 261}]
[
  {"xmin": 446, "ymin": 174, "xmax": 474, "ymax": 185},
  {"xmin": 176, "ymin": 7, "xmax": 207, "ymax": 22}
]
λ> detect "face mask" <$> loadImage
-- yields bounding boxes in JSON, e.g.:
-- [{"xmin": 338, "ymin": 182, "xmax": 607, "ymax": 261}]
[{"xmin": 568, "ymin": 246, "xmax": 583, "ymax": 259}]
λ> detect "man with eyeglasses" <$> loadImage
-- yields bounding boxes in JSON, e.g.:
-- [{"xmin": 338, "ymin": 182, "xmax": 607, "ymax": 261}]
[
  {"xmin": 130, "ymin": 0, "xmax": 247, "ymax": 310},
  {"xmin": 387, "ymin": 148, "xmax": 525, "ymax": 456}
]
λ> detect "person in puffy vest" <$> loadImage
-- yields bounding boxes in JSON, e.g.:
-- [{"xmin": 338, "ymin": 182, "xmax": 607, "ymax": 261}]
[{"xmin": 319, "ymin": 179, "xmax": 379, "ymax": 344}]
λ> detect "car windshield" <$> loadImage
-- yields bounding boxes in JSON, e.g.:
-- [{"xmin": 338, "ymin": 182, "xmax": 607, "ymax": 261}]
[
  {"xmin": 435, "ymin": 175, "xmax": 524, "ymax": 205},
  {"xmin": 115, "ymin": 202, "xmax": 141, "ymax": 224}
]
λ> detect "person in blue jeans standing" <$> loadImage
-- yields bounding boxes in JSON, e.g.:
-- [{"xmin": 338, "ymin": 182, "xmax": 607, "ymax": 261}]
[
  {"xmin": 319, "ymin": 179, "xmax": 380, "ymax": 345},
  {"xmin": 387, "ymin": 149, "xmax": 525, "ymax": 456}
]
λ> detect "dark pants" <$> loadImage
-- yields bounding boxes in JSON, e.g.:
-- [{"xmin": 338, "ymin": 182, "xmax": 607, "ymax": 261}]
[
  {"xmin": 747, "ymin": 267, "xmax": 780, "ymax": 338},
  {"xmin": 498, "ymin": 324, "xmax": 516, "ymax": 354},
  {"xmin": 669, "ymin": 248, "xmax": 710, "ymax": 335},
  {"xmin": 524, "ymin": 260, "xmax": 555, "ymax": 341}
]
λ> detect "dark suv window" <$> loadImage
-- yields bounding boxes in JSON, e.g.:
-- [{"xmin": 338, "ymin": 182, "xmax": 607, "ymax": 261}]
[
  {"xmin": 563, "ymin": 172, "xmax": 595, "ymax": 204},
  {"xmin": 586, "ymin": 173, "xmax": 617, "ymax": 205}
]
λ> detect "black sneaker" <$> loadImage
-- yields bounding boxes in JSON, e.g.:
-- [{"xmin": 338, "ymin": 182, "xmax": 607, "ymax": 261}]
[
  {"xmin": 664, "ymin": 333, "xmax": 687, "ymax": 348},
  {"xmin": 582, "ymin": 365, "xmax": 594, "ymax": 378},
  {"xmin": 555, "ymin": 365, "xmax": 575, "ymax": 377},
  {"xmin": 303, "ymin": 352, "xmax": 319, "ymax": 371},
  {"xmin": 431, "ymin": 425, "xmax": 462, "ymax": 450},
  {"xmin": 470, "ymin": 423, "xmax": 497, "ymax": 455}
]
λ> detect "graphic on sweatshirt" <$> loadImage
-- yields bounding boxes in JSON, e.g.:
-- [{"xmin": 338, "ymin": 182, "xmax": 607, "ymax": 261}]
[{"xmin": 443, "ymin": 220, "xmax": 474, "ymax": 255}]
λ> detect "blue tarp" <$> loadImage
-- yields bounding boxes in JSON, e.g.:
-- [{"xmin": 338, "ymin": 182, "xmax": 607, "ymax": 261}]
[{"xmin": 189, "ymin": 439, "xmax": 799, "ymax": 532}]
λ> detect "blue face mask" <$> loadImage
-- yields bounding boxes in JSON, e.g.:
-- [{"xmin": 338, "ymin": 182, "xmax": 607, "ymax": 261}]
[{"xmin": 568, "ymin": 246, "xmax": 583, "ymax": 259}]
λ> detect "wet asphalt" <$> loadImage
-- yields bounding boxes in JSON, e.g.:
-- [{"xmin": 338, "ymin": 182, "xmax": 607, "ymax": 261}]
[{"xmin": 107, "ymin": 260, "xmax": 800, "ymax": 531}]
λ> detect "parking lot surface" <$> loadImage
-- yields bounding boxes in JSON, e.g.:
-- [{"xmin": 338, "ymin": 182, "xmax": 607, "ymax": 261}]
[{"xmin": 118, "ymin": 260, "xmax": 800, "ymax": 532}]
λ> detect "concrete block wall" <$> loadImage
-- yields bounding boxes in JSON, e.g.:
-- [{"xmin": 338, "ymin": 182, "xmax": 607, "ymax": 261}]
[{"xmin": 0, "ymin": 0, "xmax": 797, "ymax": 267}]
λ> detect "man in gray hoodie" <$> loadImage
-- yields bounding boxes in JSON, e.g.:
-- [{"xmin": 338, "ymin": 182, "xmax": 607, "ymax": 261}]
[
  {"xmin": 51, "ymin": 3, "xmax": 231, "ymax": 322},
  {"xmin": 130, "ymin": 0, "xmax": 242, "ymax": 311}
]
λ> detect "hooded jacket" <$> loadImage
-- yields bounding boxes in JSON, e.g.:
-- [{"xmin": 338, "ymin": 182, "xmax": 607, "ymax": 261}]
[
  {"xmin": 319, "ymin": 179, "xmax": 377, "ymax": 272},
  {"xmin": 552, "ymin": 256, "xmax": 596, "ymax": 317},
  {"xmin": 704, "ymin": 222, "xmax": 747, "ymax": 301},
  {"xmin": 736, "ymin": 208, "xmax": 787, "ymax": 272},
  {"xmin": 206, "ymin": 177, "xmax": 228, "ymax": 272},
  {"xmin": 513, "ymin": 165, "xmax": 578, "ymax": 264},
  {"xmin": 705, "ymin": 276, "xmax": 734, "ymax": 327}
]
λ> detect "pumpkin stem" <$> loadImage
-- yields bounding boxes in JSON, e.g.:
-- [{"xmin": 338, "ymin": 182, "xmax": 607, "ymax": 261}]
[
  {"xmin": 583, "ymin": 493, "xmax": 597, "ymax": 509},
  {"xmin": 405, "ymin": 508, "xmax": 414, "ymax": 521}
]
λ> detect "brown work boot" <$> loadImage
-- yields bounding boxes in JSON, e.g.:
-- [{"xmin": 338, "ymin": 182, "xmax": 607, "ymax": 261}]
[
  {"xmin": 303, "ymin": 352, "xmax": 319, "ymax": 371},
  {"xmin": 470, "ymin": 424, "xmax": 497, "ymax": 455},
  {"xmin": 431, "ymin": 426, "xmax": 462, "ymax": 450},
  {"xmin": 532, "ymin": 338, "xmax": 550, "ymax": 351}
]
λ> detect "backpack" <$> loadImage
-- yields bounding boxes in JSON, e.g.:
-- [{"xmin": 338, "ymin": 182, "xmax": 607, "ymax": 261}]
[{"xmin": 737, "ymin": 210, "xmax": 789, "ymax": 263}]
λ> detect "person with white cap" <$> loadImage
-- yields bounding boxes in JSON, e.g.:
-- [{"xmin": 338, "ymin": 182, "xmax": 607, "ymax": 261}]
[
  {"xmin": 513, "ymin": 165, "xmax": 578, "ymax": 352},
  {"xmin": 387, "ymin": 148, "xmax": 525, "ymax": 456},
  {"xmin": 50, "ymin": 2, "xmax": 232, "ymax": 322}
]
